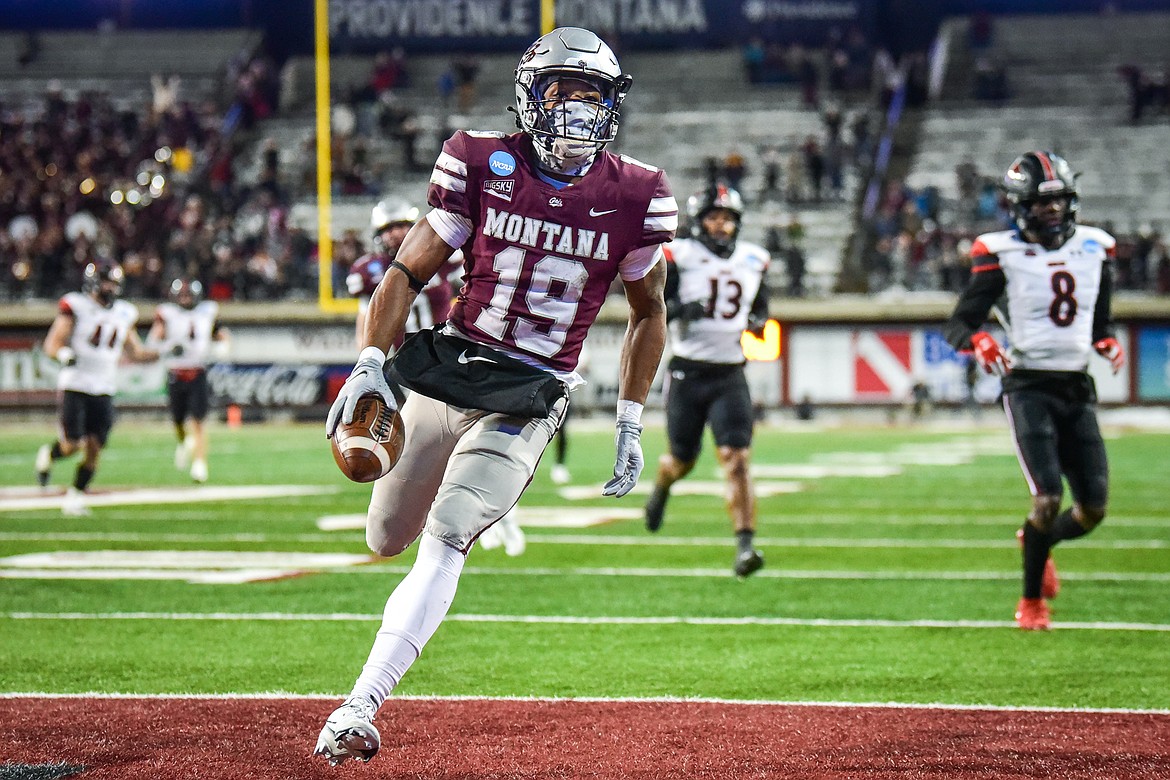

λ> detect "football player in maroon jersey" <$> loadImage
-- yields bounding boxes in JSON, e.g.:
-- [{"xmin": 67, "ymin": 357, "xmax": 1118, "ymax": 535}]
[
  {"xmin": 316, "ymin": 27, "xmax": 677, "ymax": 765},
  {"xmin": 945, "ymin": 151, "xmax": 1124, "ymax": 631},
  {"xmin": 348, "ymin": 197, "xmax": 460, "ymax": 349}
]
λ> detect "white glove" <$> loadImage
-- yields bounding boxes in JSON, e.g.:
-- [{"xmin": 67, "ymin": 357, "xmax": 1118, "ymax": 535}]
[
  {"xmin": 55, "ymin": 346, "xmax": 77, "ymax": 367},
  {"xmin": 326, "ymin": 346, "xmax": 396, "ymax": 438},
  {"xmin": 602, "ymin": 402, "xmax": 644, "ymax": 498}
]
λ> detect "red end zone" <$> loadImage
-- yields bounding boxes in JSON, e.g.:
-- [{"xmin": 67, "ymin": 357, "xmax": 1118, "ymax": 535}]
[{"xmin": 2, "ymin": 696, "xmax": 1167, "ymax": 779}]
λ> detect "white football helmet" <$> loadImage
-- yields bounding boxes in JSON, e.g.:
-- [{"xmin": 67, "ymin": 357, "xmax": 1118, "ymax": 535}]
[
  {"xmin": 514, "ymin": 27, "xmax": 631, "ymax": 175},
  {"xmin": 370, "ymin": 197, "xmax": 419, "ymax": 252}
]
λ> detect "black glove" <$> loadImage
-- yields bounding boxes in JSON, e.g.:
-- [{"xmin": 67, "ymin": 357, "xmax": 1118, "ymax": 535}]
[{"xmin": 677, "ymin": 301, "xmax": 706, "ymax": 322}]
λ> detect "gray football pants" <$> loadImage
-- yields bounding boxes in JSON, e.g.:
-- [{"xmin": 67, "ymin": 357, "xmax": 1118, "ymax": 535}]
[{"xmin": 365, "ymin": 390, "xmax": 567, "ymax": 556}]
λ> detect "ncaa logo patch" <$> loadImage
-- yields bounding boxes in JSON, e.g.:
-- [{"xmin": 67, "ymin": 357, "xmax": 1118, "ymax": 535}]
[
  {"xmin": 1082, "ymin": 239, "xmax": 1101, "ymax": 253},
  {"xmin": 483, "ymin": 179, "xmax": 514, "ymax": 202},
  {"xmin": 488, "ymin": 151, "xmax": 517, "ymax": 177}
]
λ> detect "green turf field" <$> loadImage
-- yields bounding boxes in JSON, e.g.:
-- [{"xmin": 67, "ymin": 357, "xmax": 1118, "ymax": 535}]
[{"xmin": 1, "ymin": 416, "xmax": 1167, "ymax": 710}]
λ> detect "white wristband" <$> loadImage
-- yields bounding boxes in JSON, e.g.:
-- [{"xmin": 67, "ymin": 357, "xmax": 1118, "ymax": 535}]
[
  {"xmin": 358, "ymin": 346, "xmax": 387, "ymax": 365},
  {"xmin": 616, "ymin": 399, "xmax": 643, "ymax": 425}
]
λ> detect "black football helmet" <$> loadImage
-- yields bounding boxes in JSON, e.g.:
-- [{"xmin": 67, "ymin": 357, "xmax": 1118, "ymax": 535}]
[
  {"xmin": 1001, "ymin": 151, "xmax": 1079, "ymax": 243},
  {"xmin": 83, "ymin": 260, "xmax": 124, "ymax": 307},
  {"xmin": 169, "ymin": 278, "xmax": 203, "ymax": 309},
  {"xmin": 686, "ymin": 184, "xmax": 745, "ymax": 257}
]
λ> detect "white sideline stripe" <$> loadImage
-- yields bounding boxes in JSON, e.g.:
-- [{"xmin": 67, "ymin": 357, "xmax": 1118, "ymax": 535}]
[
  {"xmin": 0, "ymin": 484, "xmax": 339, "ymax": 512},
  {"xmin": 0, "ymin": 691, "xmax": 1167, "ymax": 717},
  {"xmin": 6, "ymin": 611, "xmax": 1170, "ymax": 632},
  {"xmin": 529, "ymin": 534, "xmax": 1168, "ymax": 550},
  {"xmin": 3, "ymin": 563, "xmax": 1168, "ymax": 584},
  {"xmin": 558, "ymin": 481, "xmax": 803, "ymax": 499},
  {"xmin": 0, "ymin": 532, "xmax": 347, "ymax": 543},
  {"xmin": 318, "ymin": 506, "xmax": 643, "ymax": 531},
  {"xmin": 355, "ymin": 566, "xmax": 1170, "ymax": 584}
]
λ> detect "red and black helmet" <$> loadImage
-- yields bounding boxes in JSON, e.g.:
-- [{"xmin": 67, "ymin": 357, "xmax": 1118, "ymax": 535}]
[
  {"xmin": 169, "ymin": 278, "xmax": 204, "ymax": 309},
  {"xmin": 1001, "ymin": 151, "xmax": 1079, "ymax": 242},
  {"xmin": 83, "ymin": 259, "xmax": 124, "ymax": 307}
]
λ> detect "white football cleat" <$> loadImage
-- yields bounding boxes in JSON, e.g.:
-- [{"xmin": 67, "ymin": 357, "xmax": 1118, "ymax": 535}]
[
  {"xmin": 478, "ymin": 522, "xmax": 502, "ymax": 550},
  {"xmin": 62, "ymin": 487, "xmax": 91, "ymax": 517},
  {"xmin": 36, "ymin": 444, "xmax": 52, "ymax": 488},
  {"xmin": 498, "ymin": 511, "xmax": 527, "ymax": 557},
  {"xmin": 174, "ymin": 441, "xmax": 192, "ymax": 470},
  {"xmin": 550, "ymin": 464, "xmax": 571, "ymax": 485},
  {"xmin": 314, "ymin": 696, "xmax": 380, "ymax": 766},
  {"xmin": 190, "ymin": 459, "xmax": 208, "ymax": 483}
]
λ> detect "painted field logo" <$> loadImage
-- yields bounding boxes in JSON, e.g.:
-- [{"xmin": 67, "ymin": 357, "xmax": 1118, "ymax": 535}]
[
  {"xmin": 488, "ymin": 151, "xmax": 516, "ymax": 176},
  {"xmin": 483, "ymin": 179, "xmax": 514, "ymax": 202}
]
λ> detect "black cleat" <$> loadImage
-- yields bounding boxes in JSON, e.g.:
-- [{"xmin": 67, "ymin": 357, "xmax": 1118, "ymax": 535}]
[
  {"xmin": 734, "ymin": 548, "xmax": 764, "ymax": 578},
  {"xmin": 644, "ymin": 485, "xmax": 669, "ymax": 533}
]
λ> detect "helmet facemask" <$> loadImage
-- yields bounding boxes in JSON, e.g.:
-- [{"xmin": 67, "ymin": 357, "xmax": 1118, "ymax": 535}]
[
  {"xmin": 686, "ymin": 185, "xmax": 745, "ymax": 258},
  {"xmin": 370, "ymin": 198, "xmax": 419, "ymax": 255},
  {"xmin": 514, "ymin": 28, "xmax": 630, "ymax": 176},
  {"xmin": 84, "ymin": 262, "xmax": 124, "ymax": 307},
  {"xmin": 1002, "ymin": 151, "xmax": 1079, "ymax": 245},
  {"xmin": 170, "ymin": 278, "xmax": 203, "ymax": 310}
]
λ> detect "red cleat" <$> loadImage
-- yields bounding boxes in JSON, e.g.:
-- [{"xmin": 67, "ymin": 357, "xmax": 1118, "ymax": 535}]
[
  {"xmin": 1017, "ymin": 528, "xmax": 1060, "ymax": 600},
  {"xmin": 1015, "ymin": 597, "xmax": 1051, "ymax": 630}
]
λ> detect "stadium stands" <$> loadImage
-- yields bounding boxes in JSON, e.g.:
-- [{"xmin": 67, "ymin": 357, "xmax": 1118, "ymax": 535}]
[
  {"xmin": 276, "ymin": 48, "xmax": 871, "ymax": 296},
  {"xmin": 908, "ymin": 12, "xmax": 1170, "ymax": 233}
]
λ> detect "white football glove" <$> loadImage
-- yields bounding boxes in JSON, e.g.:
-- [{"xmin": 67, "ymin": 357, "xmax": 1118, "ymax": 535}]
[
  {"xmin": 326, "ymin": 346, "xmax": 396, "ymax": 438},
  {"xmin": 55, "ymin": 346, "xmax": 77, "ymax": 367},
  {"xmin": 602, "ymin": 403, "xmax": 645, "ymax": 498}
]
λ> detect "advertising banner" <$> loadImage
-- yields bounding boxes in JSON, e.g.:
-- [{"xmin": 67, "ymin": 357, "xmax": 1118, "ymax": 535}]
[
  {"xmin": 328, "ymin": 0, "xmax": 875, "ymax": 53},
  {"xmin": 1137, "ymin": 326, "xmax": 1170, "ymax": 401},
  {"xmin": 789, "ymin": 326, "xmax": 1130, "ymax": 405}
]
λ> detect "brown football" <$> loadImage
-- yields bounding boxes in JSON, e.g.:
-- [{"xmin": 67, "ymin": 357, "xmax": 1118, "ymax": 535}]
[{"xmin": 330, "ymin": 394, "xmax": 406, "ymax": 483}]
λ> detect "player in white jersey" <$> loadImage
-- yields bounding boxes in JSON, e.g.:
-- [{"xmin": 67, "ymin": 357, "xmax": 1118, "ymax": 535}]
[
  {"xmin": 148, "ymin": 278, "xmax": 230, "ymax": 483},
  {"xmin": 944, "ymin": 151, "xmax": 1125, "ymax": 631},
  {"xmin": 643, "ymin": 185, "xmax": 770, "ymax": 577},
  {"xmin": 36, "ymin": 261, "xmax": 161, "ymax": 516}
]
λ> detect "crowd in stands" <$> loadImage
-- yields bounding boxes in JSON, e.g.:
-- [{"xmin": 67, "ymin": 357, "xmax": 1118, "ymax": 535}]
[
  {"xmin": 861, "ymin": 161, "xmax": 1170, "ymax": 296},
  {"xmin": 0, "ymin": 45, "xmax": 318, "ymax": 303}
]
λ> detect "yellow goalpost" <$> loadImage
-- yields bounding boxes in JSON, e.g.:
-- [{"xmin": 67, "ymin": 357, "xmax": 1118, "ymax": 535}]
[{"xmin": 315, "ymin": 0, "xmax": 557, "ymax": 313}]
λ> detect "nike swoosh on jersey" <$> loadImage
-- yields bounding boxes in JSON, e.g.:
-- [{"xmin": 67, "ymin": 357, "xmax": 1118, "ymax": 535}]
[
  {"xmin": 457, "ymin": 350, "xmax": 497, "ymax": 365},
  {"xmin": 589, "ymin": 208, "xmax": 618, "ymax": 217}
]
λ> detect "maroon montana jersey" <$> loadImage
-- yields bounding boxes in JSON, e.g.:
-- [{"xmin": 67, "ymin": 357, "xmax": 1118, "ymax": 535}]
[
  {"xmin": 428, "ymin": 130, "xmax": 676, "ymax": 373},
  {"xmin": 346, "ymin": 252, "xmax": 389, "ymax": 298}
]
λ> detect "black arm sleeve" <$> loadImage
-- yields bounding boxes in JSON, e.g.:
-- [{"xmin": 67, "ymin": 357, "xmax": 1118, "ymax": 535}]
[
  {"xmin": 748, "ymin": 279, "xmax": 770, "ymax": 324},
  {"xmin": 1091, "ymin": 259, "xmax": 1116, "ymax": 343},
  {"xmin": 943, "ymin": 265, "xmax": 1007, "ymax": 351},
  {"xmin": 663, "ymin": 261, "xmax": 684, "ymax": 322}
]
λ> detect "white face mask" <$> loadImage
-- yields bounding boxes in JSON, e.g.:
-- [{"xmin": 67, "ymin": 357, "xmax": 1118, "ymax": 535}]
[{"xmin": 534, "ymin": 100, "xmax": 607, "ymax": 175}]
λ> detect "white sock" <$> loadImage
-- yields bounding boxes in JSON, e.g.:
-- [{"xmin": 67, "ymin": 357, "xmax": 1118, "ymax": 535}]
[{"xmin": 350, "ymin": 533, "xmax": 466, "ymax": 709}]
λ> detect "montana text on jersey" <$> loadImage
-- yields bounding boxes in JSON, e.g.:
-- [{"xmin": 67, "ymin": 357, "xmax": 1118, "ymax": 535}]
[{"xmin": 427, "ymin": 129, "xmax": 676, "ymax": 373}]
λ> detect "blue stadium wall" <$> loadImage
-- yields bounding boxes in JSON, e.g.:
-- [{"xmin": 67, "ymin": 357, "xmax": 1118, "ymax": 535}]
[{"xmin": 7, "ymin": 0, "xmax": 1170, "ymax": 56}]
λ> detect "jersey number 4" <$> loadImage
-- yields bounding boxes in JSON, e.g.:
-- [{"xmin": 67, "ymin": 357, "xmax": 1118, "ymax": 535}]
[
  {"xmin": 87, "ymin": 322, "xmax": 121, "ymax": 350},
  {"xmin": 475, "ymin": 247, "xmax": 586, "ymax": 357}
]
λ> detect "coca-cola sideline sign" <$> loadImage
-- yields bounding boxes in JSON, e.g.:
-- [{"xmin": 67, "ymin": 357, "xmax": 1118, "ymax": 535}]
[{"xmin": 207, "ymin": 363, "xmax": 354, "ymax": 407}]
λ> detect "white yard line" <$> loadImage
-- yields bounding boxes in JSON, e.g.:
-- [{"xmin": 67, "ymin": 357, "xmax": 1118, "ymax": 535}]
[
  {"xmin": 0, "ymin": 690, "xmax": 1167, "ymax": 716},
  {"xmin": 5, "ymin": 610, "xmax": 1170, "ymax": 632},
  {"xmin": 0, "ymin": 484, "xmax": 339, "ymax": 512},
  {"xmin": 0, "ymin": 531, "xmax": 1162, "ymax": 550}
]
